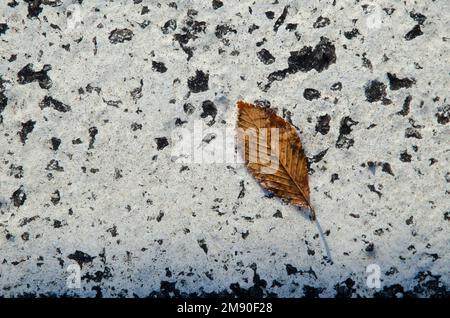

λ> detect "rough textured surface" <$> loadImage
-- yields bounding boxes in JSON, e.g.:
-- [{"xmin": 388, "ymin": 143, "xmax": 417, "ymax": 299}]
[{"xmin": 0, "ymin": 0, "xmax": 449, "ymax": 298}]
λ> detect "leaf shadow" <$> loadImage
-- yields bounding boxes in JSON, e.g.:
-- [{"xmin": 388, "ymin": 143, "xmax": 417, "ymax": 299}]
[{"xmin": 298, "ymin": 207, "xmax": 333, "ymax": 264}]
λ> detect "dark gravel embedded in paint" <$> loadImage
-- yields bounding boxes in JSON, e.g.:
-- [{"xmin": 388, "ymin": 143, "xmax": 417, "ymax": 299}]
[
  {"xmin": 331, "ymin": 82, "xmax": 342, "ymax": 91},
  {"xmin": 405, "ymin": 25, "xmax": 423, "ymax": 41},
  {"xmin": 287, "ymin": 37, "xmax": 336, "ymax": 73},
  {"xmin": 155, "ymin": 137, "xmax": 169, "ymax": 150},
  {"xmin": 313, "ymin": 16, "xmax": 330, "ymax": 28},
  {"xmin": 368, "ymin": 184, "xmax": 382, "ymax": 198},
  {"xmin": 51, "ymin": 190, "xmax": 60, "ymax": 205},
  {"xmin": 17, "ymin": 64, "xmax": 52, "ymax": 89},
  {"xmin": 303, "ymin": 88, "xmax": 321, "ymax": 100},
  {"xmin": 273, "ymin": 6, "xmax": 289, "ymax": 32},
  {"xmin": 152, "ymin": 61, "xmax": 167, "ymax": 73},
  {"xmin": 46, "ymin": 159, "xmax": 64, "ymax": 172},
  {"xmin": 365, "ymin": 243, "xmax": 375, "ymax": 252},
  {"xmin": 200, "ymin": 100, "xmax": 217, "ymax": 125},
  {"xmin": 382, "ymin": 162, "xmax": 394, "ymax": 176},
  {"xmin": 405, "ymin": 127, "xmax": 422, "ymax": 139},
  {"xmin": 39, "ymin": 96, "xmax": 71, "ymax": 112},
  {"xmin": 285, "ymin": 264, "xmax": 298, "ymax": 275},
  {"xmin": 68, "ymin": 250, "xmax": 95, "ymax": 268},
  {"xmin": 11, "ymin": 186, "xmax": 27, "ymax": 207},
  {"xmin": 331, "ymin": 173, "xmax": 339, "ymax": 183},
  {"xmin": 334, "ymin": 278, "xmax": 356, "ymax": 298},
  {"xmin": 187, "ymin": 70, "xmax": 209, "ymax": 93},
  {"xmin": 435, "ymin": 105, "xmax": 449, "ymax": 125},
  {"xmin": 215, "ymin": 24, "xmax": 237, "ymax": 39},
  {"xmin": 0, "ymin": 23, "xmax": 8, "ymax": 36},
  {"xmin": 183, "ymin": 103, "xmax": 195, "ymax": 115},
  {"xmin": 397, "ymin": 95, "xmax": 412, "ymax": 116},
  {"xmin": 257, "ymin": 49, "xmax": 275, "ymax": 65},
  {"xmin": 88, "ymin": 127, "xmax": 98, "ymax": 149},
  {"xmin": 263, "ymin": 37, "xmax": 336, "ymax": 91},
  {"xmin": 0, "ymin": 77, "xmax": 7, "ymax": 122},
  {"xmin": 364, "ymin": 80, "xmax": 387, "ymax": 102},
  {"xmin": 19, "ymin": 120, "xmax": 36, "ymax": 144},
  {"xmin": 197, "ymin": 239, "xmax": 208, "ymax": 254},
  {"xmin": 285, "ymin": 23, "xmax": 297, "ymax": 31},
  {"xmin": 339, "ymin": 116, "xmax": 358, "ymax": 135},
  {"xmin": 109, "ymin": 28, "xmax": 134, "ymax": 44},
  {"xmin": 387, "ymin": 73, "xmax": 415, "ymax": 90},
  {"xmin": 24, "ymin": 0, "xmax": 43, "ymax": 19},
  {"xmin": 161, "ymin": 19, "xmax": 177, "ymax": 34},
  {"xmin": 310, "ymin": 149, "xmax": 329, "ymax": 163},
  {"xmin": 212, "ymin": 0, "xmax": 223, "ymax": 10},
  {"xmin": 410, "ymin": 12, "xmax": 427, "ymax": 25},
  {"xmin": 344, "ymin": 28, "xmax": 359, "ymax": 39},
  {"xmin": 315, "ymin": 114, "xmax": 331, "ymax": 135},
  {"xmin": 273, "ymin": 210, "xmax": 283, "ymax": 218},
  {"xmin": 50, "ymin": 137, "xmax": 61, "ymax": 151},
  {"xmin": 336, "ymin": 116, "xmax": 358, "ymax": 149},
  {"xmin": 173, "ymin": 15, "xmax": 206, "ymax": 60},
  {"xmin": 400, "ymin": 150, "xmax": 412, "ymax": 162}
]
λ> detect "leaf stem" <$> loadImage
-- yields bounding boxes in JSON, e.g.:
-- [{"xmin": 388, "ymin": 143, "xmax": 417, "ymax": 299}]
[{"xmin": 309, "ymin": 206, "xmax": 316, "ymax": 221}]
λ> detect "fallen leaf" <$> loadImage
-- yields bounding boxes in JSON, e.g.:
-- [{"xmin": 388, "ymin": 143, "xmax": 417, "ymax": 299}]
[{"xmin": 236, "ymin": 100, "xmax": 315, "ymax": 220}]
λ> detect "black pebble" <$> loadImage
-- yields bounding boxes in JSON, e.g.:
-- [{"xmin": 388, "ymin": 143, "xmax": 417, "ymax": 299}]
[
  {"xmin": 265, "ymin": 11, "xmax": 275, "ymax": 19},
  {"xmin": 212, "ymin": 0, "xmax": 223, "ymax": 10},
  {"xmin": 257, "ymin": 49, "xmax": 275, "ymax": 65},
  {"xmin": 331, "ymin": 173, "xmax": 339, "ymax": 183},
  {"xmin": 313, "ymin": 16, "xmax": 330, "ymax": 28},
  {"xmin": 405, "ymin": 25, "xmax": 423, "ymax": 41},
  {"xmin": 405, "ymin": 128, "xmax": 422, "ymax": 139},
  {"xmin": 331, "ymin": 82, "xmax": 342, "ymax": 91},
  {"xmin": 400, "ymin": 150, "xmax": 412, "ymax": 162},
  {"xmin": 315, "ymin": 114, "xmax": 331, "ymax": 135},
  {"xmin": 382, "ymin": 162, "xmax": 394, "ymax": 176},
  {"xmin": 161, "ymin": 19, "xmax": 177, "ymax": 34},
  {"xmin": 67, "ymin": 250, "xmax": 95, "ymax": 268},
  {"xmin": 287, "ymin": 37, "xmax": 336, "ymax": 73},
  {"xmin": 197, "ymin": 239, "xmax": 208, "ymax": 254},
  {"xmin": 183, "ymin": 102, "xmax": 195, "ymax": 115},
  {"xmin": 155, "ymin": 137, "xmax": 169, "ymax": 150},
  {"xmin": 410, "ymin": 12, "xmax": 427, "ymax": 25},
  {"xmin": 50, "ymin": 137, "xmax": 61, "ymax": 151},
  {"xmin": 435, "ymin": 105, "xmax": 449, "ymax": 125},
  {"xmin": 365, "ymin": 243, "xmax": 374, "ymax": 252},
  {"xmin": 19, "ymin": 120, "xmax": 36, "ymax": 144},
  {"xmin": 387, "ymin": 73, "xmax": 415, "ymax": 90},
  {"xmin": 51, "ymin": 190, "xmax": 60, "ymax": 205},
  {"xmin": 187, "ymin": 70, "xmax": 209, "ymax": 93},
  {"xmin": 0, "ymin": 23, "xmax": 8, "ymax": 36},
  {"xmin": 200, "ymin": 100, "xmax": 217, "ymax": 125},
  {"xmin": 152, "ymin": 61, "xmax": 167, "ymax": 73},
  {"xmin": 339, "ymin": 117, "xmax": 358, "ymax": 135},
  {"xmin": 24, "ymin": 0, "xmax": 43, "ymax": 19},
  {"xmin": 109, "ymin": 28, "xmax": 134, "ymax": 44},
  {"xmin": 285, "ymin": 264, "xmax": 298, "ymax": 275},
  {"xmin": 11, "ymin": 186, "xmax": 26, "ymax": 207},
  {"xmin": 303, "ymin": 88, "xmax": 321, "ymax": 100},
  {"xmin": 273, "ymin": 210, "xmax": 283, "ymax": 218},
  {"xmin": 344, "ymin": 28, "xmax": 359, "ymax": 39},
  {"xmin": 364, "ymin": 80, "xmax": 387, "ymax": 103},
  {"xmin": 17, "ymin": 64, "xmax": 52, "ymax": 89},
  {"xmin": 39, "ymin": 96, "xmax": 71, "ymax": 112}
]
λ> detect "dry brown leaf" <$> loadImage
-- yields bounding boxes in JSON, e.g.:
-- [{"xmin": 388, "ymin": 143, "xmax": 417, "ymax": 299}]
[{"xmin": 236, "ymin": 100, "xmax": 315, "ymax": 220}]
